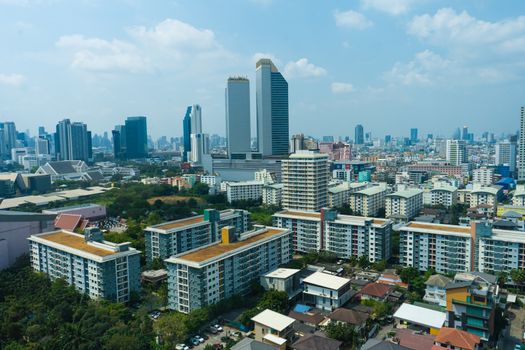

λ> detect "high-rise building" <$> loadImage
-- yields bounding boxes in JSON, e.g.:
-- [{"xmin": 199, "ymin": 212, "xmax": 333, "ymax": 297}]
[
  {"xmin": 187, "ymin": 104, "xmax": 209, "ymax": 164},
  {"xmin": 125, "ymin": 116, "xmax": 148, "ymax": 159},
  {"xmin": 226, "ymin": 77, "xmax": 252, "ymax": 156},
  {"xmin": 355, "ymin": 124, "xmax": 364, "ymax": 145},
  {"xmin": 182, "ymin": 106, "xmax": 192, "ymax": 162},
  {"xmin": 36, "ymin": 138, "xmax": 50, "ymax": 155},
  {"xmin": 290, "ymin": 134, "xmax": 305, "ymax": 153},
  {"xmin": 446, "ymin": 140, "xmax": 467, "ymax": 166},
  {"xmin": 55, "ymin": 119, "xmax": 91, "ymax": 161},
  {"xmin": 496, "ymin": 140, "xmax": 517, "ymax": 173},
  {"xmin": 0, "ymin": 122, "xmax": 17, "ymax": 159},
  {"xmin": 190, "ymin": 104, "xmax": 202, "ymax": 134},
  {"xmin": 281, "ymin": 150, "xmax": 329, "ymax": 212},
  {"xmin": 519, "ymin": 107, "xmax": 525, "ymax": 181},
  {"xmin": 462, "ymin": 125, "xmax": 469, "ymax": 141},
  {"xmin": 410, "ymin": 128, "xmax": 418, "ymax": 143},
  {"xmin": 256, "ymin": 59, "xmax": 289, "ymax": 156},
  {"xmin": 112, "ymin": 125, "xmax": 126, "ymax": 160}
]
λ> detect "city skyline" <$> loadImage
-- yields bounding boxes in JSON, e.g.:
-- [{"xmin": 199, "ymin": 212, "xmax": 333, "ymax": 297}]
[{"xmin": 1, "ymin": 1, "xmax": 525, "ymax": 138}]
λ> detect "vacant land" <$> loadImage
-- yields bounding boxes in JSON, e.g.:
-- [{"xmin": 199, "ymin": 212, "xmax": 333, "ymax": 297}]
[{"xmin": 147, "ymin": 195, "xmax": 206, "ymax": 205}]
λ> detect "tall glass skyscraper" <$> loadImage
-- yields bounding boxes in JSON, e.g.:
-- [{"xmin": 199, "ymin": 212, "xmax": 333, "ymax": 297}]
[
  {"xmin": 225, "ymin": 77, "xmax": 251, "ymax": 156},
  {"xmin": 55, "ymin": 119, "xmax": 91, "ymax": 161},
  {"xmin": 355, "ymin": 124, "xmax": 364, "ymax": 145},
  {"xmin": 125, "ymin": 116, "xmax": 148, "ymax": 159},
  {"xmin": 410, "ymin": 128, "xmax": 418, "ymax": 143},
  {"xmin": 182, "ymin": 106, "xmax": 192, "ymax": 162},
  {"xmin": 256, "ymin": 59, "xmax": 289, "ymax": 156}
]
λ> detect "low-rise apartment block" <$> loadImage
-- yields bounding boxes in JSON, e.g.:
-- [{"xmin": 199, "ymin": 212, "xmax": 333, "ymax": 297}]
[
  {"xmin": 385, "ymin": 188, "xmax": 423, "ymax": 222},
  {"xmin": 348, "ymin": 184, "xmax": 388, "ymax": 217},
  {"xmin": 165, "ymin": 226, "xmax": 292, "ymax": 313},
  {"xmin": 423, "ymin": 183, "xmax": 458, "ymax": 208},
  {"xmin": 262, "ymin": 183, "xmax": 283, "ymax": 206},
  {"xmin": 273, "ymin": 208, "xmax": 392, "ymax": 262},
  {"xmin": 225, "ymin": 180, "xmax": 264, "ymax": 203},
  {"xmin": 302, "ymin": 271, "xmax": 353, "ymax": 311},
  {"xmin": 260, "ymin": 268, "xmax": 301, "ymax": 299},
  {"xmin": 28, "ymin": 228, "xmax": 141, "ymax": 302},
  {"xmin": 469, "ymin": 184, "xmax": 503, "ymax": 212},
  {"xmin": 513, "ymin": 185, "xmax": 525, "ymax": 206},
  {"xmin": 144, "ymin": 209, "xmax": 249, "ymax": 262},
  {"xmin": 327, "ymin": 182, "xmax": 369, "ymax": 208}
]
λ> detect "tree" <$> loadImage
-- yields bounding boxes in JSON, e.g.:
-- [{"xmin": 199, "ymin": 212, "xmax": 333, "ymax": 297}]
[
  {"xmin": 372, "ymin": 260, "xmax": 387, "ymax": 272},
  {"xmin": 258, "ymin": 290, "xmax": 288, "ymax": 314},
  {"xmin": 324, "ymin": 322, "xmax": 358, "ymax": 345},
  {"xmin": 510, "ymin": 269, "xmax": 525, "ymax": 285},
  {"xmin": 358, "ymin": 255, "xmax": 370, "ymax": 269},
  {"xmin": 398, "ymin": 267, "xmax": 419, "ymax": 284},
  {"xmin": 497, "ymin": 271, "xmax": 509, "ymax": 287},
  {"xmin": 154, "ymin": 312, "xmax": 189, "ymax": 345}
]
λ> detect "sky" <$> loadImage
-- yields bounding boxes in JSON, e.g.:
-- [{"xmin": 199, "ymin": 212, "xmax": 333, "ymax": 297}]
[{"xmin": 1, "ymin": 0, "xmax": 525, "ymax": 140}]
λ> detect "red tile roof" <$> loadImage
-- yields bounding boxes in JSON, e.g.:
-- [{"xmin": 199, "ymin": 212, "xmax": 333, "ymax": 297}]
[
  {"xmin": 54, "ymin": 213, "xmax": 83, "ymax": 231},
  {"xmin": 359, "ymin": 282, "xmax": 393, "ymax": 298},
  {"xmin": 435, "ymin": 327, "xmax": 481, "ymax": 350},
  {"xmin": 395, "ymin": 329, "xmax": 435, "ymax": 350}
]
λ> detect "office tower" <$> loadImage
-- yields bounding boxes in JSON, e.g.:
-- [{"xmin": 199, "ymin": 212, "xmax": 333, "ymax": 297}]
[
  {"xmin": 256, "ymin": 58, "xmax": 289, "ymax": 156},
  {"xmin": 186, "ymin": 104, "xmax": 208, "ymax": 164},
  {"xmin": 190, "ymin": 104, "xmax": 202, "ymax": 134},
  {"xmin": 385, "ymin": 135, "xmax": 391, "ymax": 144},
  {"xmin": 29, "ymin": 228, "xmax": 141, "ymax": 302},
  {"xmin": 112, "ymin": 125, "xmax": 126, "ymax": 160},
  {"xmin": 36, "ymin": 138, "xmax": 49, "ymax": 155},
  {"xmin": 281, "ymin": 150, "xmax": 329, "ymax": 212},
  {"xmin": 291, "ymin": 134, "xmax": 305, "ymax": 153},
  {"xmin": 55, "ymin": 119, "xmax": 89, "ymax": 161},
  {"xmin": 125, "ymin": 116, "xmax": 148, "ymax": 159},
  {"xmin": 182, "ymin": 106, "xmax": 191, "ymax": 162},
  {"xmin": 410, "ymin": 128, "xmax": 418, "ymax": 143},
  {"xmin": 495, "ymin": 140, "xmax": 517, "ymax": 173},
  {"xmin": 1, "ymin": 122, "xmax": 17, "ymax": 159},
  {"xmin": 452, "ymin": 128, "xmax": 461, "ymax": 140},
  {"xmin": 355, "ymin": 124, "xmax": 364, "ymax": 145},
  {"xmin": 225, "ymin": 77, "xmax": 252, "ymax": 156},
  {"xmin": 38, "ymin": 126, "xmax": 46, "ymax": 137},
  {"xmin": 519, "ymin": 107, "xmax": 525, "ymax": 181},
  {"xmin": 446, "ymin": 139, "xmax": 467, "ymax": 166},
  {"xmin": 462, "ymin": 126, "xmax": 469, "ymax": 140}
]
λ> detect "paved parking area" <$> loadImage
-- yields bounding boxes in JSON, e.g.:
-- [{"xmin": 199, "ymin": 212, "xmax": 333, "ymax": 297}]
[
  {"xmin": 188, "ymin": 325, "xmax": 244, "ymax": 349},
  {"xmin": 501, "ymin": 306, "xmax": 525, "ymax": 350}
]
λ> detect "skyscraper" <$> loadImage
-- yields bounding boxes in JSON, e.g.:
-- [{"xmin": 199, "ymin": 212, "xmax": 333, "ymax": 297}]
[
  {"xmin": 125, "ymin": 116, "xmax": 148, "ymax": 159},
  {"xmin": 410, "ymin": 128, "xmax": 418, "ymax": 143},
  {"xmin": 495, "ymin": 140, "xmax": 517, "ymax": 173},
  {"xmin": 446, "ymin": 139, "xmax": 467, "ymax": 166},
  {"xmin": 256, "ymin": 58, "xmax": 289, "ymax": 156},
  {"xmin": 519, "ymin": 107, "xmax": 525, "ymax": 181},
  {"xmin": 55, "ymin": 119, "xmax": 91, "ymax": 161},
  {"xmin": 225, "ymin": 77, "xmax": 252, "ymax": 156},
  {"xmin": 281, "ymin": 150, "xmax": 329, "ymax": 212},
  {"xmin": 190, "ymin": 104, "xmax": 202, "ymax": 134},
  {"xmin": 182, "ymin": 106, "xmax": 192, "ymax": 162},
  {"xmin": 355, "ymin": 124, "xmax": 364, "ymax": 145},
  {"xmin": 188, "ymin": 104, "xmax": 209, "ymax": 164},
  {"xmin": 1, "ymin": 122, "xmax": 17, "ymax": 159}
]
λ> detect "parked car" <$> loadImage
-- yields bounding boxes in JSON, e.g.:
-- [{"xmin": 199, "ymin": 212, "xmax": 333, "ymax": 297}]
[
  {"xmin": 209, "ymin": 326, "xmax": 218, "ymax": 334},
  {"xmin": 214, "ymin": 324, "xmax": 223, "ymax": 332},
  {"xmin": 176, "ymin": 345, "xmax": 189, "ymax": 350}
]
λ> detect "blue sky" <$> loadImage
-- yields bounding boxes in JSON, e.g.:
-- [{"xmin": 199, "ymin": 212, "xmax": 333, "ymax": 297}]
[{"xmin": 1, "ymin": 0, "xmax": 525, "ymax": 139}]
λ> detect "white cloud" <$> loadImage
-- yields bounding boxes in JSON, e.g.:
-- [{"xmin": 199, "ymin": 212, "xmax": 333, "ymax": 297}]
[
  {"xmin": 252, "ymin": 52, "xmax": 281, "ymax": 66},
  {"xmin": 385, "ymin": 50, "xmax": 450, "ymax": 86},
  {"xmin": 284, "ymin": 58, "xmax": 327, "ymax": 78},
  {"xmin": 331, "ymin": 82, "xmax": 355, "ymax": 93},
  {"xmin": 0, "ymin": 73, "xmax": 25, "ymax": 86},
  {"xmin": 361, "ymin": 0, "xmax": 415, "ymax": 16},
  {"xmin": 334, "ymin": 10, "xmax": 373, "ymax": 30}
]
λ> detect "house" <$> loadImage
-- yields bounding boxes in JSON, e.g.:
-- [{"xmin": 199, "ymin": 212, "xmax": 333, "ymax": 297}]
[
  {"xmin": 361, "ymin": 340, "xmax": 412, "ymax": 350},
  {"xmin": 378, "ymin": 273, "xmax": 408, "ymax": 288},
  {"xmin": 327, "ymin": 308, "xmax": 369, "ymax": 330},
  {"xmin": 288, "ymin": 306, "xmax": 326, "ymax": 328},
  {"xmin": 395, "ymin": 329, "xmax": 436, "ymax": 350},
  {"xmin": 231, "ymin": 338, "xmax": 277, "ymax": 350},
  {"xmin": 302, "ymin": 271, "xmax": 353, "ymax": 311},
  {"xmin": 260, "ymin": 268, "xmax": 302, "ymax": 299},
  {"xmin": 359, "ymin": 283, "xmax": 393, "ymax": 301},
  {"xmin": 393, "ymin": 303, "xmax": 446, "ymax": 336},
  {"xmin": 251, "ymin": 309, "xmax": 295, "ymax": 350},
  {"xmin": 54, "ymin": 213, "xmax": 89, "ymax": 231},
  {"xmin": 424, "ymin": 275, "xmax": 451, "ymax": 307},
  {"xmin": 434, "ymin": 327, "xmax": 481, "ymax": 350},
  {"xmin": 291, "ymin": 333, "xmax": 342, "ymax": 350}
]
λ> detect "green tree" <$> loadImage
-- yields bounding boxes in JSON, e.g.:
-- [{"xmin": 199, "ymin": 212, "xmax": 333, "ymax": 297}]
[
  {"xmin": 324, "ymin": 322, "xmax": 358, "ymax": 345},
  {"xmin": 358, "ymin": 255, "xmax": 370, "ymax": 269},
  {"xmin": 154, "ymin": 312, "xmax": 189, "ymax": 345}
]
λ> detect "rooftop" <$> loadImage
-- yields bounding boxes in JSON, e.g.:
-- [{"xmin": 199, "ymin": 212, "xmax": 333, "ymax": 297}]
[
  {"xmin": 251, "ymin": 309, "xmax": 295, "ymax": 331},
  {"xmin": 402, "ymin": 222, "xmax": 471, "ymax": 234},
  {"xmin": 425, "ymin": 274, "xmax": 452, "ymax": 288},
  {"xmin": 387, "ymin": 188, "xmax": 423, "ymax": 199},
  {"xmin": 276, "ymin": 210, "xmax": 321, "ymax": 219},
  {"xmin": 170, "ymin": 227, "xmax": 287, "ymax": 263},
  {"xmin": 151, "ymin": 215, "xmax": 205, "ymax": 231},
  {"xmin": 355, "ymin": 186, "xmax": 387, "ymax": 196},
  {"xmin": 291, "ymin": 333, "xmax": 342, "ymax": 350},
  {"xmin": 393, "ymin": 303, "xmax": 446, "ymax": 329},
  {"xmin": 263, "ymin": 268, "xmax": 300, "ymax": 279},
  {"xmin": 32, "ymin": 230, "xmax": 116, "ymax": 257},
  {"xmin": 435, "ymin": 327, "xmax": 481, "ymax": 350},
  {"xmin": 303, "ymin": 271, "xmax": 351, "ymax": 290}
]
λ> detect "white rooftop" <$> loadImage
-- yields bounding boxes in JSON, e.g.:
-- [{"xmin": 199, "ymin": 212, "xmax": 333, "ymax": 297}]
[
  {"xmin": 355, "ymin": 185, "xmax": 386, "ymax": 196},
  {"xmin": 302, "ymin": 271, "xmax": 351, "ymax": 290},
  {"xmin": 251, "ymin": 309, "xmax": 295, "ymax": 331},
  {"xmin": 393, "ymin": 303, "xmax": 446, "ymax": 329},
  {"xmin": 263, "ymin": 334, "xmax": 287, "ymax": 346},
  {"xmin": 263, "ymin": 268, "xmax": 300, "ymax": 279},
  {"xmin": 387, "ymin": 188, "xmax": 423, "ymax": 198}
]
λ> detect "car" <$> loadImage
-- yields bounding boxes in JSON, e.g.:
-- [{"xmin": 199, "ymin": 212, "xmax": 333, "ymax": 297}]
[
  {"xmin": 515, "ymin": 345, "xmax": 522, "ymax": 350},
  {"xmin": 196, "ymin": 335, "xmax": 204, "ymax": 343},
  {"xmin": 209, "ymin": 326, "xmax": 218, "ymax": 334},
  {"xmin": 213, "ymin": 324, "xmax": 223, "ymax": 331},
  {"xmin": 176, "ymin": 345, "xmax": 189, "ymax": 350},
  {"xmin": 191, "ymin": 338, "xmax": 200, "ymax": 346}
]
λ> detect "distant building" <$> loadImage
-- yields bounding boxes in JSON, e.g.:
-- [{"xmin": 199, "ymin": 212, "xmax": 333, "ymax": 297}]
[
  {"xmin": 518, "ymin": 107, "xmax": 525, "ymax": 181},
  {"xmin": 319, "ymin": 142, "xmax": 352, "ymax": 161},
  {"xmin": 446, "ymin": 140, "xmax": 467, "ymax": 166},
  {"xmin": 225, "ymin": 180, "xmax": 264, "ymax": 203},
  {"xmin": 226, "ymin": 77, "xmax": 252, "ymax": 156},
  {"xmin": 423, "ymin": 183, "xmax": 458, "ymax": 208},
  {"xmin": 182, "ymin": 106, "xmax": 192, "ymax": 162},
  {"xmin": 55, "ymin": 119, "xmax": 91, "ymax": 161},
  {"xmin": 29, "ymin": 228, "xmax": 141, "ymax": 302},
  {"xmin": 355, "ymin": 124, "xmax": 364, "ymax": 145},
  {"xmin": 495, "ymin": 140, "xmax": 516, "ymax": 173},
  {"xmin": 125, "ymin": 116, "xmax": 148, "ymax": 159},
  {"xmin": 43, "ymin": 203, "xmax": 106, "ymax": 221},
  {"xmin": 262, "ymin": 183, "xmax": 283, "ymax": 206},
  {"xmin": 472, "ymin": 167, "xmax": 495, "ymax": 185}
]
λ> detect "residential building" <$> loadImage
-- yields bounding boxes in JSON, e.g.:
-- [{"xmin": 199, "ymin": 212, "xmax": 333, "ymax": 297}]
[
  {"xmin": 423, "ymin": 274, "xmax": 451, "ymax": 307},
  {"xmin": 125, "ymin": 116, "xmax": 148, "ymax": 159},
  {"xmin": 225, "ymin": 180, "xmax": 264, "ymax": 203},
  {"xmin": 182, "ymin": 106, "xmax": 192, "ymax": 162},
  {"xmin": 349, "ymin": 183, "xmax": 388, "ymax": 217},
  {"xmin": 260, "ymin": 268, "xmax": 301, "ymax": 299},
  {"xmin": 319, "ymin": 142, "xmax": 352, "ymax": 161},
  {"xmin": 273, "ymin": 208, "xmax": 392, "ymax": 262},
  {"xmin": 28, "ymin": 228, "xmax": 141, "ymax": 302},
  {"xmin": 281, "ymin": 151, "xmax": 329, "ymax": 212},
  {"xmin": 252, "ymin": 309, "xmax": 295, "ymax": 349},
  {"xmin": 144, "ymin": 209, "xmax": 249, "ymax": 262},
  {"xmin": 262, "ymin": 183, "xmax": 283, "ymax": 206},
  {"xmin": 393, "ymin": 303, "xmax": 446, "ymax": 336},
  {"xmin": 226, "ymin": 77, "xmax": 252, "ymax": 157},
  {"xmin": 255, "ymin": 169, "xmax": 277, "ymax": 184},
  {"xmin": 327, "ymin": 308, "xmax": 369, "ymax": 331},
  {"xmin": 423, "ymin": 183, "xmax": 458, "ymax": 208},
  {"xmin": 328, "ymin": 182, "xmax": 369, "ymax": 208},
  {"xmin": 407, "ymin": 162, "xmax": 464, "ymax": 178},
  {"xmin": 0, "ymin": 210, "xmax": 56, "ymax": 270},
  {"xmin": 359, "ymin": 283, "xmax": 393, "ymax": 302},
  {"xmin": 55, "ymin": 119, "xmax": 91, "ymax": 161},
  {"xmin": 1, "ymin": 121, "xmax": 17, "ymax": 159},
  {"xmin": 292, "ymin": 334, "xmax": 342, "ymax": 350},
  {"xmin": 519, "ymin": 106, "xmax": 525, "ymax": 181},
  {"xmin": 513, "ymin": 185, "xmax": 525, "ymax": 206},
  {"xmin": 469, "ymin": 184, "xmax": 502, "ymax": 212},
  {"xmin": 495, "ymin": 140, "xmax": 516, "ymax": 173},
  {"xmin": 302, "ymin": 271, "xmax": 353, "ymax": 311},
  {"xmin": 231, "ymin": 338, "xmax": 276, "ymax": 350},
  {"xmin": 256, "ymin": 58, "xmax": 289, "ymax": 156},
  {"xmin": 165, "ymin": 226, "xmax": 293, "ymax": 313},
  {"xmin": 472, "ymin": 167, "xmax": 494, "ymax": 186},
  {"xmin": 385, "ymin": 188, "xmax": 423, "ymax": 222},
  {"xmin": 446, "ymin": 140, "xmax": 467, "ymax": 166},
  {"xmin": 434, "ymin": 327, "xmax": 481, "ymax": 350}
]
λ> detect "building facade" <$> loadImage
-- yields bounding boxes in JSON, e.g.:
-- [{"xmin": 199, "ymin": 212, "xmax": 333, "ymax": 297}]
[
  {"xmin": 349, "ymin": 184, "xmax": 388, "ymax": 217},
  {"xmin": 125, "ymin": 116, "xmax": 148, "ymax": 159},
  {"xmin": 385, "ymin": 188, "xmax": 423, "ymax": 221},
  {"xmin": 226, "ymin": 77, "xmax": 252, "ymax": 157},
  {"xmin": 225, "ymin": 181, "xmax": 264, "ymax": 203}
]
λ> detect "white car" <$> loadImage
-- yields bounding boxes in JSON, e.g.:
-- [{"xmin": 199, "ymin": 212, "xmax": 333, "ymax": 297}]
[
  {"xmin": 214, "ymin": 324, "xmax": 223, "ymax": 332},
  {"xmin": 176, "ymin": 345, "xmax": 189, "ymax": 350}
]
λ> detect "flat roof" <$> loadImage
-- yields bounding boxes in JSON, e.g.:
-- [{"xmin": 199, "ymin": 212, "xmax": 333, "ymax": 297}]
[
  {"xmin": 35, "ymin": 230, "xmax": 115, "ymax": 257},
  {"xmin": 403, "ymin": 222, "xmax": 471, "ymax": 234},
  {"xmin": 355, "ymin": 186, "xmax": 386, "ymax": 196},
  {"xmin": 263, "ymin": 268, "xmax": 300, "ymax": 279},
  {"xmin": 173, "ymin": 227, "xmax": 287, "ymax": 263},
  {"xmin": 263, "ymin": 334, "xmax": 287, "ymax": 345},
  {"xmin": 277, "ymin": 210, "xmax": 321, "ymax": 219},
  {"xmin": 153, "ymin": 216, "xmax": 205, "ymax": 231},
  {"xmin": 303, "ymin": 271, "xmax": 351, "ymax": 290},
  {"xmin": 387, "ymin": 189, "xmax": 423, "ymax": 198},
  {"xmin": 251, "ymin": 309, "xmax": 295, "ymax": 331},
  {"xmin": 393, "ymin": 303, "xmax": 446, "ymax": 329}
]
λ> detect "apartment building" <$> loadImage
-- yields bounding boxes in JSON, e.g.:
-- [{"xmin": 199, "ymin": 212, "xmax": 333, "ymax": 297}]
[
  {"xmin": 225, "ymin": 181, "xmax": 264, "ymax": 203},
  {"xmin": 473, "ymin": 167, "xmax": 495, "ymax": 186},
  {"xmin": 385, "ymin": 188, "xmax": 423, "ymax": 222},
  {"xmin": 423, "ymin": 183, "xmax": 458, "ymax": 208},
  {"xmin": 262, "ymin": 183, "xmax": 283, "ymax": 206},
  {"xmin": 302, "ymin": 271, "xmax": 353, "ymax": 311},
  {"xmin": 327, "ymin": 182, "xmax": 369, "ymax": 208},
  {"xmin": 144, "ymin": 209, "xmax": 249, "ymax": 262},
  {"xmin": 273, "ymin": 208, "xmax": 392, "ymax": 262},
  {"xmin": 165, "ymin": 226, "xmax": 292, "ymax": 313},
  {"xmin": 513, "ymin": 185, "xmax": 525, "ymax": 206},
  {"xmin": 348, "ymin": 184, "xmax": 388, "ymax": 217},
  {"xmin": 28, "ymin": 228, "xmax": 141, "ymax": 302},
  {"xmin": 470, "ymin": 184, "xmax": 503, "ymax": 212}
]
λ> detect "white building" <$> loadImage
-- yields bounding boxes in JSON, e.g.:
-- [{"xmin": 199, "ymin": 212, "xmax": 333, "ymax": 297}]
[
  {"xmin": 423, "ymin": 274, "xmax": 451, "ymax": 307},
  {"xmin": 513, "ymin": 185, "xmax": 525, "ymax": 206},
  {"xmin": 262, "ymin": 183, "xmax": 283, "ymax": 206},
  {"xmin": 328, "ymin": 182, "xmax": 369, "ymax": 208},
  {"xmin": 495, "ymin": 140, "xmax": 516, "ymax": 173},
  {"xmin": 260, "ymin": 268, "xmax": 301, "ymax": 299},
  {"xmin": 423, "ymin": 183, "xmax": 458, "ymax": 208},
  {"xmin": 252, "ymin": 309, "xmax": 295, "ymax": 349},
  {"xmin": 302, "ymin": 271, "xmax": 352, "ymax": 311},
  {"xmin": 446, "ymin": 140, "xmax": 467, "ymax": 166},
  {"xmin": 518, "ymin": 106, "xmax": 525, "ymax": 181},
  {"xmin": 472, "ymin": 167, "xmax": 495, "ymax": 186},
  {"xmin": 385, "ymin": 188, "xmax": 423, "ymax": 221},
  {"xmin": 470, "ymin": 184, "xmax": 502, "ymax": 212},
  {"xmin": 200, "ymin": 175, "xmax": 221, "ymax": 190},
  {"xmin": 225, "ymin": 180, "xmax": 264, "ymax": 203},
  {"xmin": 348, "ymin": 183, "xmax": 388, "ymax": 217},
  {"xmin": 281, "ymin": 151, "xmax": 329, "ymax": 212},
  {"xmin": 255, "ymin": 169, "xmax": 277, "ymax": 184}
]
